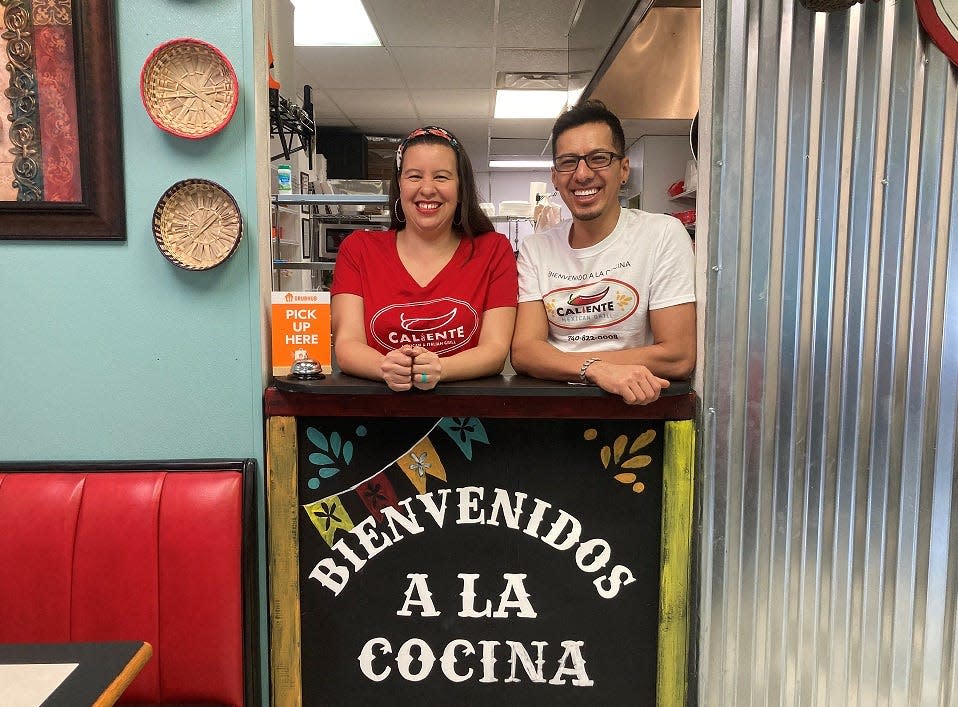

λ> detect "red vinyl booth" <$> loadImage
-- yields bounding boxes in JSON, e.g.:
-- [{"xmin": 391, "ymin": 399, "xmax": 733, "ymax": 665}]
[{"xmin": 0, "ymin": 460, "xmax": 257, "ymax": 706}]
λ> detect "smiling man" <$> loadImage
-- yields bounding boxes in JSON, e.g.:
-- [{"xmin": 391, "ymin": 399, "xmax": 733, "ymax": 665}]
[{"xmin": 511, "ymin": 100, "xmax": 696, "ymax": 405}]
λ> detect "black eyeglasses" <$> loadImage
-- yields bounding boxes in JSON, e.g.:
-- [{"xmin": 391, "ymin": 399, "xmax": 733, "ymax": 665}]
[{"xmin": 553, "ymin": 151, "xmax": 623, "ymax": 173}]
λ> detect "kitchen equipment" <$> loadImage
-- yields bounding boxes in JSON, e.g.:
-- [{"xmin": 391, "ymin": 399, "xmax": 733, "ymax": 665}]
[{"xmin": 316, "ymin": 221, "xmax": 386, "ymax": 259}]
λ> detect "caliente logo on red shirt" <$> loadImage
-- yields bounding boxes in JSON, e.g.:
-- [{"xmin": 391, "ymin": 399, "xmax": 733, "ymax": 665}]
[{"xmin": 370, "ymin": 297, "xmax": 479, "ymax": 354}]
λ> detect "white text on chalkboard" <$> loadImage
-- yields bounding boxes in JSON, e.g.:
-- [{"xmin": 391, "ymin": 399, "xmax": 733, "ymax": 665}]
[{"xmin": 308, "ymin": 486, "xmax": 637, "ymax": 599}]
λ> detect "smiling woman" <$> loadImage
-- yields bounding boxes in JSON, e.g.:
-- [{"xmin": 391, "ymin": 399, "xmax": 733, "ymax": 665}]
[{"xmin": 329, "ymin": 125, "xmax": 518, "ymax": 392}]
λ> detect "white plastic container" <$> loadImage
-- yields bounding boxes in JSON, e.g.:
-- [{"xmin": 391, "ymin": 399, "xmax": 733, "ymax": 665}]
[
  {"xmin": 529, "ymin": 181, "xmax": 547, "ymax": 204},
  {"xmin": 277, "ymin": 164, "xmax": 293, "ymax": 194}
]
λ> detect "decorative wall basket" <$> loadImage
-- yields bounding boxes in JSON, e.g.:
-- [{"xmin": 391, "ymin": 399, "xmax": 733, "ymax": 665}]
[
  {"xmin": 140, "ymin": 38, "xmax": 239, "ymax": 139},
  {"xmin": 152, "ymin": 179, "xmax": 243, "ymax": 270}
]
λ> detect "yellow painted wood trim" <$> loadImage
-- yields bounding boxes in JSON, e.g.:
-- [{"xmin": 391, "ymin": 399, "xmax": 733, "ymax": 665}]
[
  {"xmin": 267, "ymin": 416, "xmax": 303, "ymax": 707},
  {"xmin": 658, "ymin": 419, "xmax": 695, "ymax": 706}
]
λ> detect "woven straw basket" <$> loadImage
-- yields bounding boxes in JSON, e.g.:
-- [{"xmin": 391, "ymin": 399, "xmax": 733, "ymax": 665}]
[
  {"xmin": 140, "ymin": 38, "xmax": 239, "ymax": 139},
  {"xmin": 152, "ymin": 179, "xmax": 243, "ymax": 270}
]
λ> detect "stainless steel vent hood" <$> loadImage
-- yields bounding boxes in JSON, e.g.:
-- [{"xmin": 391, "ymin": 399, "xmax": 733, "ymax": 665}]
[{"xmin": 587, "ymin": 6, "xmax": 701, "ymax": 122}]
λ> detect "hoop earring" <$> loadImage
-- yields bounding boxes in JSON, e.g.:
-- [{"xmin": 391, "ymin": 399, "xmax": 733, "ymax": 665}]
[{"xmin": 394, "ymin": 198, "xmax": 405, "ymax": 223}]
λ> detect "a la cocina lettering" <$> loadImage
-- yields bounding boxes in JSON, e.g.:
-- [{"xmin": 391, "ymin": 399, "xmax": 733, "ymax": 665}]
[{"xmin": 308, "ymin": 486, "xmax": 637, "ymax": 687}]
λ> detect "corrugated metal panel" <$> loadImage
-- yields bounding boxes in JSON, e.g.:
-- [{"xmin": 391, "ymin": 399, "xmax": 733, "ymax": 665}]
[{"xmin": 697, "ymin": 0, "xmax": 958, "ymax": 704}]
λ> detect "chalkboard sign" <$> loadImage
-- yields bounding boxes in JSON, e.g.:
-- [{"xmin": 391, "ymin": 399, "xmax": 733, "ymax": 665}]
[{"xmin": 267, "ymin": 415, "xmax": 694, "ymax": 706}]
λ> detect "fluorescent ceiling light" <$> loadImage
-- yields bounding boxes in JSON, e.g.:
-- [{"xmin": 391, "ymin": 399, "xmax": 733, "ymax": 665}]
[
  {"xmin": 293, "ymin": 0, "xmax": 381, "ymax": 46},
  {"xmin": 494, "ymin": 90, "xmax": 568, "ymax": 119},
  {"xmin": 488, "ymin": 160, "xmax": 554, "ymax": 169}
]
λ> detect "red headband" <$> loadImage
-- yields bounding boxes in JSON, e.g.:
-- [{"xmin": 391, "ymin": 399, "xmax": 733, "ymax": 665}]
[{"xmin": 395, "ymin": 126, "xmax": 461, "ymax": 170}]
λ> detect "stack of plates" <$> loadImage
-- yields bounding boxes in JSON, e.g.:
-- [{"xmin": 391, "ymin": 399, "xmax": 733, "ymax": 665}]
[{"xmin": 498, "ymin": 201, "xmax": 533, "ymax": 218}]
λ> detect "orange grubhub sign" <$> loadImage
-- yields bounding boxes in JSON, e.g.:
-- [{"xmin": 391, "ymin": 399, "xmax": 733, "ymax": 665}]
[{"xmin": 271, "ymin": 291, "xmax": 331, "ymax": 375}]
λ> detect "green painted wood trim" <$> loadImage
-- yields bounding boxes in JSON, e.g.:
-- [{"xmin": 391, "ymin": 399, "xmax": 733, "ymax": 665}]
[{"xmin": 658, "ymin": 419, "xmax": 695, "ymax": 706}]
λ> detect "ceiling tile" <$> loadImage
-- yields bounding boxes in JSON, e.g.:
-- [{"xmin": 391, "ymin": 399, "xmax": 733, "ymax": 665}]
[
  {"xmin": 410, "ymin": 90, "xmax": 491, "ymax": 119},
  {"xmin": 425, "ymin": 119, "xmax": 489, "ymax": 145},
  {"xmin": 325, "ymin": 90, "xmax": 417, "ymax": 119},
  {"xmin": 496, "ymin": 0, "xmax": 578, "ymax": 49},
  {"xmin": 494, "ymin": 49, "xmax": 569, "ymax": 75},
  {"xmin": 351, "ymin": 119, "xmax": 419, "ymax": 138},
  {"xmin": 365, "ymin": 0, "xmax": 495, "ymax": 47},
  {"xmin": 489, "ymin": 137, "xmax": 551, "ymax": 156},
  {"xmin": 490, "ymin": 118, "xmax": 557, "ymax": 140},
  {"xmin": 307, "ymin": 88, "xmax": 349, "ymax": 123},
  {"xmin": 390, "ymin": 47, "xmax": 494, "ymax": 89},
  {"xmin": 294, "ymin": 48, "xmax": 402, "ymax": 89}
]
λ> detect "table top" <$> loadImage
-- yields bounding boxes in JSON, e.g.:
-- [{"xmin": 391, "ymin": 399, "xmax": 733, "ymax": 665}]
[{"xmin": 0, "ymin": 641, "xmax": 152, "ymax": 707}]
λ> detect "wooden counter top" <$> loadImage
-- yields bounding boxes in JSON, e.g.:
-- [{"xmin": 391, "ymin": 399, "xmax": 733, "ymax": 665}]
[{"xmin": 266, "ymin": 373, "xmax": 696, "ymax": 420}]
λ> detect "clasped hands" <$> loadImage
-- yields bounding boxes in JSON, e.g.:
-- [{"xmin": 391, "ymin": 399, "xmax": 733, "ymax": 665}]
[
  {"xmin": 584, "ymin": 360, "xmax": 670, "ymax": 405},
  {"xmin": 381, "ymin": 345, "xmax": 441, "ymax": 392}
]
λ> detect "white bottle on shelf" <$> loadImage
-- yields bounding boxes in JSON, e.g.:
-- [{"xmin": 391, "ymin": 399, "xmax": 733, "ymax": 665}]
[{"xmin": 277, "ymin": 164, "xmax": 293, "ymax": 194}]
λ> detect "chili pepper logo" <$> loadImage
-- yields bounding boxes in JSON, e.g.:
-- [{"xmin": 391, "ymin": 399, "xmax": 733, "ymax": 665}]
[
  {"xmin": 543, "ymin": 279, "xmax": 639, "ymax": 330},
  {"xmin": 400, "ymin": 308, "xmax": 458, "ymax": 332},
  {"xmin": 567, "ymin": 286, "xmax": 610, "ymax": 307}
]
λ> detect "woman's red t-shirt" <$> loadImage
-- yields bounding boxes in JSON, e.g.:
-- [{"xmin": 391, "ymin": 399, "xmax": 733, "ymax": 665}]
[{"xmin": 330, "ymin": 229, "xmax": 518, "ymax": 355}]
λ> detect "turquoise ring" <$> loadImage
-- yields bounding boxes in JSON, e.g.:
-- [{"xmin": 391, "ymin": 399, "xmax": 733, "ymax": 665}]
[{"xmin": 421, "ymin": 373, "xmax": 428, "ymax": 384}]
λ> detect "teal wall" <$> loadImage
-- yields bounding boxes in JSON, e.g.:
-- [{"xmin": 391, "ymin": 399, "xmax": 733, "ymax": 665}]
[
  {"xmin": 0, "ymin": 4, "xmax": 265, "ymax": 462},
  {"xmin": 0, "ymin": 1, "xmax": 268, "ymax": 701}
]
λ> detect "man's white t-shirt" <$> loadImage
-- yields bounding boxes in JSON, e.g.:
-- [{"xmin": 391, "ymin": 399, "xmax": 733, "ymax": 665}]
[{"xmin": 517, "ymin": 208, "xmax": 695, "ymax": 353}]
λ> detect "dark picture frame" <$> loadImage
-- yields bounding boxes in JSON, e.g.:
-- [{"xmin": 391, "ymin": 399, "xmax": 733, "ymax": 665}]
[
  {"xmin": 0, "ymin": 0, "xmax": 126, "ymax": 240},
  {"xmin": 301, "ymin": 217, "xmax": 311, "ymax": 258}
]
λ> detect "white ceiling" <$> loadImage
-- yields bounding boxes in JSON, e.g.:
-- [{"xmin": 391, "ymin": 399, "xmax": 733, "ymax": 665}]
[{"xmin": 291, "ymin": 0, "xmax": 698, "ymax": 171}]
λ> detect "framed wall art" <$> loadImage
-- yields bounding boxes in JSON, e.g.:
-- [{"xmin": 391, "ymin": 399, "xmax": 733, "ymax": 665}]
[{"xmin": 0, "ymin": 0, "xmax": 126, "ymax": 240}]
